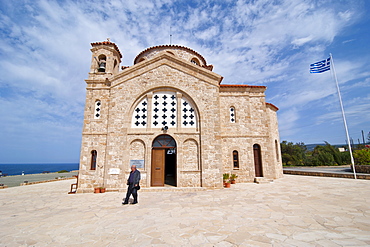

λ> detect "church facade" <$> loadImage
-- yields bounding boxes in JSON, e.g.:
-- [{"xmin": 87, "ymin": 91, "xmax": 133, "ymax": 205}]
[{"xmin": 77, "ymin": 41, "xmax": 283, "ymax": 193}]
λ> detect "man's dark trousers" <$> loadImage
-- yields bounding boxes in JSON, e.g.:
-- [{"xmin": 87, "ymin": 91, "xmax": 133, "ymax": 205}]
[{"xmin": 123, "ymin": 183, "xmax": 138, "ymax": 204}]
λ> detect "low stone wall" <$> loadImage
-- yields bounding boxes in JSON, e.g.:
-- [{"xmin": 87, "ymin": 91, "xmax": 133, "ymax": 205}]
[
  {"xmin": 20, "ymin": 177, "xmax": 75, "ymax": 186},
  {"xmin": 353, "ymin": 165, "xmax": 370, "ymax": 174},
  {"xmin": 283, "ymin": 170, "xmax": 370, "ymax": 180}
]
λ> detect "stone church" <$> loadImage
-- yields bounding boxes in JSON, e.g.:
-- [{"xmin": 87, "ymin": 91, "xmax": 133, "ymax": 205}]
[{"xmin": 77, "ymin": 41, "xmax": 283, "ymax": 192}]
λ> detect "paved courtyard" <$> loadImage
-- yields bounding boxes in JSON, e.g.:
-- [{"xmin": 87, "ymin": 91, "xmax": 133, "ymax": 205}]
[{"xmin": 0, "ymin": 175, "xmax": 369, "ymax": 246}]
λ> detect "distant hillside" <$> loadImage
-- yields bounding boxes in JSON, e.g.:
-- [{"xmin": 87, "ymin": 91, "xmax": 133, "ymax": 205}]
[{"xmin": 306, "ymin": 143, "xmax": 347, "ymax": 151}]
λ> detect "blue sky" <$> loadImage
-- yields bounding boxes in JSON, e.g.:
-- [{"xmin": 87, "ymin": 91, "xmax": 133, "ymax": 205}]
[{"xmin": 1, "ymin": 0, "xmax": 369, "ymax": 163}]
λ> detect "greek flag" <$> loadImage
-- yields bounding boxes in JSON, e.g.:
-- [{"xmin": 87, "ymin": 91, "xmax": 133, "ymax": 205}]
[{"xmin": 310, "ymin": 57, "xmax": 331, "ymax": 73}]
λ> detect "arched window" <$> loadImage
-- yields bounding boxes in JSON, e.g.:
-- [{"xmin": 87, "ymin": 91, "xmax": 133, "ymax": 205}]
[
  {"xmin": 152, "ymin": 135, "xmax": 176, "ymax": 148},
  {"xmin": 191, "ymin": 58, "xmax": 199, "ymax": 65},
  {"xmin": 131, "ymin": 91, "xmax": 197, "ymax": 129},
  {"xmin": 233, "ymin": 150, "xmax": 239, "ymax": 169},
  {"xmin": 97, "ymin": 55, "xmax": 106, "ymax": 72},
  {"xmin": 114, "ymin": 59, "xmax": 118, "ymax": 70},
  {"xmin": 90, "ymin": 150, "xmax": 97, "ymax": 170},
  {"xmin": 275, "ymin": 140, "xmax": 280, "ymax": 161},
  {"xmin": 230, "ymin": 107, "xmax": 236, "ymax": 123},
  {"xmin": 94, "ymin": 100, "xmax": 101, "ymax": 119}
]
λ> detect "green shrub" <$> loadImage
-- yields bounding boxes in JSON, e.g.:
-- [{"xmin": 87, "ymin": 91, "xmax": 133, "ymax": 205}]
[
  {"xmin": 281, "ymin": 140, "xmax": 355, "ymax": 166},
  {"xmin": 340, "ymin": 151, "xmax": 351, "ymax": 165},
  {"xmin": 280, "ymin": 141, "xmax": 306, "ymax": 166},
  {"xmin": 57, "ymin": 170, "xmax": 69, "ymax": 173},
  {"xmin": 306, "ymin": 142, "xmax": 349, "ymax": 166},
  {"xmin": 353, "ymin": 149, "xmax": 370, "ymax": 165}
]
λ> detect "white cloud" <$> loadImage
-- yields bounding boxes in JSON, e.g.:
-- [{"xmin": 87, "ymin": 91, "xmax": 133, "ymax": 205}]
[{"xmin": 292, "ymin": 36, "xmax": 313, "ymax": 46}]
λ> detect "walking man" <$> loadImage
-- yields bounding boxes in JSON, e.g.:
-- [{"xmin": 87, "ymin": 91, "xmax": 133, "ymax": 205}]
[{"xmin": 122, "ymin": 165, "xmax": 141, "ymax": 205}]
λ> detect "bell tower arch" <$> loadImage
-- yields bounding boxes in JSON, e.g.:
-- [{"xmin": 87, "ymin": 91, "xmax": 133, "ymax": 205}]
[{"xmin": 89, "ymin": 40, "xmax": 122, "ymax": 79}]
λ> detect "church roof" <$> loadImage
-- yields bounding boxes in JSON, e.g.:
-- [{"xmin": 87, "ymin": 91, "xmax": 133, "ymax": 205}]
[
  {"xmin": 134, "ymin": 45, "xmax": 207, "ymax": 65},
  {"xmin": 266, "ymin": 102, "xmax": 279, "ymax": 111},
  {"xmin": 91, "ymin": 41, "xmax": 122, "ymax": 58},
  {"xmin": 220, "ymin": 85, "xmax": 279, "ymax": 110},
  {"xmin": 220, "ymin": 84, "xmax": 266, "ymax": 89}
]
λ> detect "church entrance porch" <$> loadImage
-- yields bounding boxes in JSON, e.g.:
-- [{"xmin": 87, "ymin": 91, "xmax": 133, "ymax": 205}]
[{"xmin": 151, "ymin": 135, "xmax": 177, "ymax": 187}]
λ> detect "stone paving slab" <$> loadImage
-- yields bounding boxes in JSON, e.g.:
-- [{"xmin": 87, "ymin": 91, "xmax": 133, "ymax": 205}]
[{"xmin": 0, "ymin": 175, "xmax": 370, "ymax": 246}]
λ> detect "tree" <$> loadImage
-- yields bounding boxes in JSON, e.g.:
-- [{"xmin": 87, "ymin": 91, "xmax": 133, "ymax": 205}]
[
  {"xmin": 280, "ymin": 141, "xmax": 307, "ymax": 166},
  {"xmin": 306, "ymin": 142, "xmax": 349, "ymax": 166},
  {"xmin": 281, "ymin": 141, "xmax": 352, "ymax": 167}
]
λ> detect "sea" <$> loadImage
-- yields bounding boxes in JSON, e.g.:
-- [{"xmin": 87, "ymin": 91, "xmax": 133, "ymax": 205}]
[{"xmin": 0, "ymin": 163, "xmax": 79, "ymax": 176}]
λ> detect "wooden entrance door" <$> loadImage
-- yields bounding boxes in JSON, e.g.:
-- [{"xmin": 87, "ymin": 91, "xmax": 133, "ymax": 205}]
[
  {"xmin": 253, "ymin": 144, "xmax": 263, "ymax": 177},
  {"xmin": 151, "ymin": 149, "xmax": 165, "ymax": 186}
]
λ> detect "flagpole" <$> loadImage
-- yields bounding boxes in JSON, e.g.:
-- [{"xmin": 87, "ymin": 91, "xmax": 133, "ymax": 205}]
[{"xmin": 329, "ymin": 53, "xmax": 357, "ymax": 179}]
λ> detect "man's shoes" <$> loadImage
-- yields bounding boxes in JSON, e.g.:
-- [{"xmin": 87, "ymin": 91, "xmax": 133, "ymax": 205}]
[{"xmin": 122, "ymin": 202, "xmax": 128, "ymax": 205}]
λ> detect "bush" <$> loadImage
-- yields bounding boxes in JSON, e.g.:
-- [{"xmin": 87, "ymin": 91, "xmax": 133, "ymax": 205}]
[
  {"xmin": 306, "ymin": 142, "xmax": 349, "ymax": 166},
  {"xmin": 353, "ymin": 149, "xmax": 370, "ymax": 166},
  {"xmin": 57, "ymin": 170, "xmax": 69, "ymax": 173},
  {"xmin": 280, "ymin": 141, "xmax": 306, "ymax": 166},
  {"xmin": 281, "ymin": 140, "xmax": 352, "ymax": 166},
  {"xmin": 340, "ymin": 151, "xmax": 351, "ymax": 165}
]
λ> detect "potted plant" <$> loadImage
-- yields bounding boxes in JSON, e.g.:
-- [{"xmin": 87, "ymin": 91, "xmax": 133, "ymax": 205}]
[
  {"xmin": 99, "ymin": 187, "xmax": 106, "ymax": 193},
  {"xmin": 94, "ymin": 187, "xmax": 100, "ymax": 193},
  {"xmin": 223, "ymin": 173, "xmax": 231, "ymax": 188},
  {"xmin": 230, "ymin": 174, "xmax": 238, "ymax": 184}
]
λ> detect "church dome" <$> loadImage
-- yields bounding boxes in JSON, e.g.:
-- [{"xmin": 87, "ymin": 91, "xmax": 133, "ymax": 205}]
[{"xmin": 134, "ymin": 45, "xmax": 208, "ymax": 67}]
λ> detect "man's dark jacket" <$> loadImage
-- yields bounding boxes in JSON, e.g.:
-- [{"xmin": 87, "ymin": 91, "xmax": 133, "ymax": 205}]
[{"xmin": 127, "ymin": 170, "xmax": 141, "ymax": 185}]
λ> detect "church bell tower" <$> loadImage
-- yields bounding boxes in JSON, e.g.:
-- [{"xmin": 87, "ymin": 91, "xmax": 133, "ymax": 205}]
[{"xmin": 88, "ymin": 39, "xmax": 122, "ymax": 79}]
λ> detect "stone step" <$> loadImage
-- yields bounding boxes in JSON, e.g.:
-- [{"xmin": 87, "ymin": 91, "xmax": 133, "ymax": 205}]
[
  {"xmin": 91, "ymin": 187, "xmax": 208, "ymax": 193},
  {"xmin": 141, "ymin": 187, "xmax": 207, "ymax": 192},
  {"xmin": 254, "ymin": 177, "xmax": 273, "ymax": 184}
]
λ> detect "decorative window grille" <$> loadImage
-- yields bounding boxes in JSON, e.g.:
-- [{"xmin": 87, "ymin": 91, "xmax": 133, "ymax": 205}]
[
  {"xmin": 181, "ymin": 98, "xmax": 196, "ymax": 128},
  {"xmin": 94, "ymin": 100, "xmax": 101, "ymax": 119},
  {"xmin": 151, "ymin": 92, "xmax": 177, "ymax": 128},
  {"xmin": 230, "ymin": 107, "xmax": 235, "ymax": 123},
  {"xmin": 131, "ymin": 91, "xmax": 197, "ymax": 129},
  {"xmin": 152, "ymin": 135, "xmax": 176, "ymax": 148},
  {"xmin": 233, "ymin": 150, "xmax": 239, "ymax": 169},
  {"xmin": 132, "ymin": 98, "xmax": 148, "ymax": 127}
]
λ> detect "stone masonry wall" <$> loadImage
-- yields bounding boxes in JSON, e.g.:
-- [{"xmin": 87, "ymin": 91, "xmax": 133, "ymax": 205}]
[
  {"xmin": 100, "ymin": 54, "xmax": 222, "ymax": 189},
  {"xmin": 78, "ymin": 81, "xmax": 110, "ymax": 192},
  {"xmin": 78, "ymin": 44, "xmax": 282, "ymax": 191},
  {"xmin": 219, "ymin": 89, "xmax": 283, "ymax": 181}
]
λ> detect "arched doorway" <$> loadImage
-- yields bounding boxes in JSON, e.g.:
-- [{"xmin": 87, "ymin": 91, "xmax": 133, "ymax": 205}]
[
  {"xmin": 253, "ymin": 144, "xmax": 263, "ymax": 177},
  {"xmin": 151, "ymin": 135, "xmax": 177, "ymax": 187}
]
